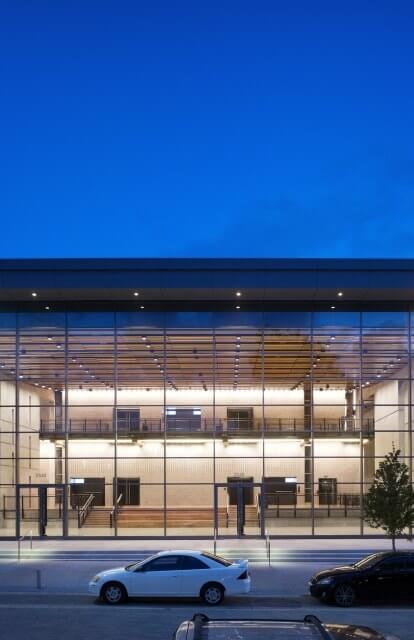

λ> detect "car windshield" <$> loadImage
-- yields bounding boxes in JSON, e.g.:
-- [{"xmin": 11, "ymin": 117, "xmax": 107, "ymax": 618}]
[
  {"xmin": 201, "ymin": 551, "xmax": 233, "ymax": 567},
  {"xmin": 353, "ymin": 553, "xmax": 386, "ymax": 569},
  {"xmin": 125, "ymin": 554, "xmax": 158, "ymax": 571}
]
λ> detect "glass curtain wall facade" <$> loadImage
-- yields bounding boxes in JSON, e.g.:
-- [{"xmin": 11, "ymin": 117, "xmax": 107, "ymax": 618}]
[{"xmin": 0, "ymin": 307, "xmax": 412, "ymax": 538}]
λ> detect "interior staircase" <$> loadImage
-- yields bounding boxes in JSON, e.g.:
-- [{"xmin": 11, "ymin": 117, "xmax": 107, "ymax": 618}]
[
  {"xmin": 227, "ymin": 504, "xmax": 259, "ymax": 527},
  {"xmin": 84, "ymin": 506, "xmax": 228, "ymax": 528},
  {"xmin": 82, "ymin": 507, "xmax": 111, "ymax": 527}
]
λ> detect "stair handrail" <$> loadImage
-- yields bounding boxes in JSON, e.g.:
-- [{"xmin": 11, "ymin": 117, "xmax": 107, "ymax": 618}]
[
  {"xmin": 256, "ymin": 493, "xmax": 261, "ymax": 526},
  {"xmin": 77, "ymin": 493, "xmax": 95, "ymax": 528},
  {"xmin": 110, "ymin": 493, "xmax": 123, "ymax": 528},
  {"xmin": 225, "ymin": 492, "xmax": 230, "ymax": 528}
]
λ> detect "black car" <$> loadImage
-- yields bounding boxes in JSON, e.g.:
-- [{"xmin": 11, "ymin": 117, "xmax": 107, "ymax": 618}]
[
  {"xmin": 309, "ymin": 551, "xmax": 414, "ymax": 607},
  {"xmin": 174, "ymin": 613, "xmax": 399, "ymax": 640}
]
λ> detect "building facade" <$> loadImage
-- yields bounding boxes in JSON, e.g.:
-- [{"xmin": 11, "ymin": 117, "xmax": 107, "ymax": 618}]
[{"xmin": 0, "ymin": 258, "xmax": 413, "ymax": 538}]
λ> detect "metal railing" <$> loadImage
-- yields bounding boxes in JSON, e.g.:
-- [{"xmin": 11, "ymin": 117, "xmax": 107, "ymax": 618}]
[
  {"xmin": 3, "ymin": 495, "xmax": 63, "ymax": 520},
  {"xmin": 77, "ymin": 494, "xmax": 95, "ymax": 528},
  {"xmin": 39, "ymin": 416, "xmax": 375, "ymax": 437},
  {"xmin": 109, "ymin": 493, "xmax": 123, "ymax": 528}
]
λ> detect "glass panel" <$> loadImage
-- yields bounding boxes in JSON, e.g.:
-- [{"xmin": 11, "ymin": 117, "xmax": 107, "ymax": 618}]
[
  {"xmin": 0, "ymin": 313, "xmax": 16, "ymax": 536},
  {"xmin": 66, "ymin": 312, "xmax": 115, "ymax": 536}
]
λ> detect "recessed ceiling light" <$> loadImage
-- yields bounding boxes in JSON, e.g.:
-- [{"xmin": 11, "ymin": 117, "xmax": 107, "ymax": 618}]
[
  {"xmin": 31, "ymin": 292, "xmax": 37, "ymax": 297},
  {"xmin": 140, "ymin": 305, "xmax": 145, "ymax": 309},
  {"xmin": 236, "ymin": 291, "xmax": 242, "ymax": 297},
  {"xmin": 133, "ymin": 292, "xmax": 139, "ymax": 296},
  {"xmin": 330, "ymin": 305, "xmax": 335, "ymax": 310},
  {"xmin": 142, "ymin": 336, "xmax": 147, "ymax": 341},
  {"xmin": 44, "ymin": 305, "xmax": 50, "ymax": 310},
  {"xmin": 47, "ymin": 336, "xmax": 52, "ymax": 341},
  {"xmin": 236, "ymin": 305, "xmax": 240, "ymax": 310},
  {"xmin": 337, "ymin": 291, "xmax": 343, "ymax": 297}
]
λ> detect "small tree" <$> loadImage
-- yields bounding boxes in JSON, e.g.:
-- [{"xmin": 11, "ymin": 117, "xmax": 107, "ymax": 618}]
[{"xmin": 364, "ymin": 448, "xmax": 414, "ymax": 550}]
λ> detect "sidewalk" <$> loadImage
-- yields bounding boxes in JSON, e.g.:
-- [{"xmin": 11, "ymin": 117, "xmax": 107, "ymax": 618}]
[{"xmin": 1, "ymin": 536, "xmax": 413, "ymax": 552}]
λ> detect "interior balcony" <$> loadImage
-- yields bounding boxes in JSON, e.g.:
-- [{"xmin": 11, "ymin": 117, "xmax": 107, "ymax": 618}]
[{"xmin": 38, "ymin": 416, "xmax": 375, "ymax": 440}]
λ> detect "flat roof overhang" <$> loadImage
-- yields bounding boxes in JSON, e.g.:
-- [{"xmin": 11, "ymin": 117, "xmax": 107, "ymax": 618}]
[{"xmin": 1, "ymin": 258, "xmax": 414, "ymax": 302}]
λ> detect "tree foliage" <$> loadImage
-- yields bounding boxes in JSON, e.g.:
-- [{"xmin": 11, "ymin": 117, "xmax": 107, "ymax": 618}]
[{"xmin": 364, "ymin": 448, "xmax": 414, "ymax": 550}]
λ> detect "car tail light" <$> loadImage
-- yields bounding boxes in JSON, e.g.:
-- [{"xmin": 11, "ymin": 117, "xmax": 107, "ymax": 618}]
[{"xmin": 238, "ymin": 570, "xmax": 248, "ymax": 580}]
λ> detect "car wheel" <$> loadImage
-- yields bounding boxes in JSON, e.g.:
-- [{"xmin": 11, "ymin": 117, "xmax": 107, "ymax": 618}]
[
  {"xmin": 333, "ymin": 584, "xmax": 356, "ymax": 607},
  {"xmin": 101, "ymin": 581, "xmax": 127, "ymax": 605},
  {"xmin": 200, "ymin": 583, "xmax": 225, "ymax": 605}
]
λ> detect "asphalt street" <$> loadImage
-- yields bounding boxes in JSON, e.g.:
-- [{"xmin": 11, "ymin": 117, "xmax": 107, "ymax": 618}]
[
  {"xmin": 1, "ymin": 543, "xmax": 412, "ymax": 639},
  {"xmin": 0, "ymin": 593, "xmax": 411, "ymax": 640}
]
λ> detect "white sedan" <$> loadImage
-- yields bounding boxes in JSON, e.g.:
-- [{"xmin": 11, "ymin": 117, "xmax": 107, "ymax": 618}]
[{"xmin": 89, "ymin": 550, "xmax": 251, "ymax": 605}]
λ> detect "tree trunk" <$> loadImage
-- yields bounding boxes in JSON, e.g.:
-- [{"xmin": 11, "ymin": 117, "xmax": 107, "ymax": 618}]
[{"xmin": 392, "ymin": 535, "xmax": 396, "ymax": 551}]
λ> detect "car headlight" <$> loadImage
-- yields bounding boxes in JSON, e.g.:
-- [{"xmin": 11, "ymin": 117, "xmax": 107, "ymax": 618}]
[
  {"xmin": 317, "ymin": 577, "xmax": 334, "ymax": 585},
  {"xmin": 90, "ymin": 575, "xmax": 101, "ymax": 584}
]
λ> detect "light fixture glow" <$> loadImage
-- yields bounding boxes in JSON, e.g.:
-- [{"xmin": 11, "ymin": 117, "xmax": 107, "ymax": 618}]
[
  {"xmin": 337, "ymin": 291, "xmax": 343, "ymax": 297},
  {"xmin": 133, "ymin": 292, "xmax": 139, "ymax": 296},
  {"xmin": 236, "ymin": 291, "xmax": 242, "ymax": 297},
  {"xmin": 31, "ymin": 292, "xmax": 37, "ymax": 297}
]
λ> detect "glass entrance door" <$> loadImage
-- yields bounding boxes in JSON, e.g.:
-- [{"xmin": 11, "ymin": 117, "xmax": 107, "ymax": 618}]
[
  {"xmin": 214, "ymin": 482, "xmax": 264, "ymax": 537},
  {"xmin": 16, "ymin": 484, "xmax": 67, "ymax": 537}
]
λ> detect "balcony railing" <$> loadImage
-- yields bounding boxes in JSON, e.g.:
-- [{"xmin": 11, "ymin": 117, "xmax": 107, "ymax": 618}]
[{"xmin": 39, "ymin": 417, "xmax": 374, "ymax": 438}]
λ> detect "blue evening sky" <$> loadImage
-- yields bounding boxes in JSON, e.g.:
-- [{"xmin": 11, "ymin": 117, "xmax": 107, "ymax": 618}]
[{"xmin": 1, "ymin": 1, "xmax": 414, "ymax": 258}]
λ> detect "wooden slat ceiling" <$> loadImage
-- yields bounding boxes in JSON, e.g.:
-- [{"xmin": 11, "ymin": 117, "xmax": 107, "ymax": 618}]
[{"xmin": 0, "ymin": 328, "xmax": 410, "ymax": 392}]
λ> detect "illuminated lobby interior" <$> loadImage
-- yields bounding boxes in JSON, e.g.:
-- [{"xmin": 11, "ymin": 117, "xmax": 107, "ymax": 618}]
[{"xmin": 0, "ymin": 258, "xmax": 413, "ymax": 538}]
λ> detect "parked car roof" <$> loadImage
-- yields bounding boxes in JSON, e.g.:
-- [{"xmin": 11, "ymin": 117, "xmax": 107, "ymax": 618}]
[{"xmin": 173, "ymin": 614, "xmax": 393, "ymax": 640}]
